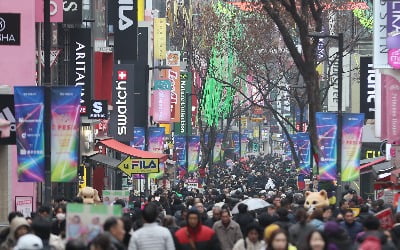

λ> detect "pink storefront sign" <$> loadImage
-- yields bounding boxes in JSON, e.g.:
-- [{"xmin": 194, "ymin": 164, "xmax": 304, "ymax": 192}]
[
  {"xmin": 389, "ymin": 49, "xmax": 400, "ymax": 69},
  {"xmin": 382, "ymin": 69, "xmax": 400, "ymax": 144},
  {"xmin": 35, "ymin": 0, "xmax": 63, "ymax": 22},
  {"xmin": 152, "ymin": 90, "xmax": 171, "ymax": 123}
]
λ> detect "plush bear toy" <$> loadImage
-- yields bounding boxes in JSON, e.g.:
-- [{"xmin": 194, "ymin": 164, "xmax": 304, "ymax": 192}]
[
  {"xmin": 304, "ymin": 190, "xmax": 330, "ymax": 213},
  {"xmin": 77, "ymin": 186, "xmax": 101, "ymax": 204}
]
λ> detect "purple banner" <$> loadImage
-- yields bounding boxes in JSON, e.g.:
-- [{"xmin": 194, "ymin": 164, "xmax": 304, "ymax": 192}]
[
  {"xmin": 232, "ymin": 132, "xmax": 240, "ymax": 155},
  {"xmin": 387, "ymin": 1, "xmax": 400, "ymax": 49},
  {"xmin": 148, "ymin": 127, "xmax": 165, "ymax": 153},
  {"xmin": 130, "ymin": 127, "xmax": 145, "ymax": 150},
  {"xmin": 341, "ymin": 113, "xmax": 365, "ymax": 181},
  {"xmin": 316, "ymin": 112, "xmax": 338, "ymax": 181},
  {"xmin": 175, "ymin": 135, "xmax": 186, "ymax": 173},
  {"xmin": 296, "ymin": 132, "xmax": 311, "ymax": 177},
  {"xmin": 188, "ymin": 136, "xmax": 200, "ymax": 173},
  {"xmin": 14, "ymin": 87, "xmax": 45, "ymax": 182},
  {"xmin": 51, "ymin": 87, "xmax": 81, "ymax": 182}
]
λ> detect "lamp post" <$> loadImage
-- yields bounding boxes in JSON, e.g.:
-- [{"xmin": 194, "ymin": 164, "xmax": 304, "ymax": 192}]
[{"xmin": 309, "ymin": 32, "xmax": 344, "ymax": 202}]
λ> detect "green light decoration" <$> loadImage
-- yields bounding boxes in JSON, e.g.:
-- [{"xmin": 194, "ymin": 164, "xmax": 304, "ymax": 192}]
[
  {"xmin": 201, "ymin": 1, "xmax": 243, "ymax": 126},
  {"xmin": 353, "ymin": 1, "xmax": 373, "ymax": 30}
]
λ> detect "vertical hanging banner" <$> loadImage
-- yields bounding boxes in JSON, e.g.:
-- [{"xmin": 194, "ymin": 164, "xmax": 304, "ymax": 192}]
[
  {"xmin": 130, "ymin": 127, "xmax": 145, "ymax": 150},
  {"xmin": 14, "ymin": 87, "xmax": 45, "ymax": 182},
  {"xmin": 176, "ymin": 72, "xmax": 192, "ymax": 135},
  {"xmin": 373, "ymin": 0, "xmax": 390, "ymax": 69},
  {"xmin": 174, "ymin": 135, "xmax": 186, "ymax": 173},
  {"xmin": 69, "ymin": 28, "xmax": 91, "ymax": 115},
  {"xmin": 0, "ymin": 94, "xmax": 16, "ymax": 145},
  {"xmin": 232, "ymin": 132, "xmax": 240, "ymax": 156},
  {"xmin": 148, "ymin": 127, "xmax": 165, "ymax": 153},
  {"xmin": 153, "ymin": 18, "xmax": 166, "ymax": 60},
  {"xmin": 166, "ymin": 51, "xmax": 181, "ymax": 122},
  {"xmin": 51, "ymin": 87, "xmax": 81, "ymax": 182},
  {"xmin": 387, "ymin": 1, "xmax": 400, "ymax": 68},
  {"xmin": 381, "ymin": 69, "xmax": 400, "ymax": 143},
  {"xmin": 213, "ymin": 133, "xmax": 223, "ymax": 162},
  {"xmin": 297, "ymin": 132, "xmax": 311, "ymax": 177},
  {"xmin": 109, "ymin": 64, "xmax": 135, "ymax": 142},
  {"xmin": 112, "ymin": 0, "xmax": 137, "ymax": 61},
  {"xmin": 188, "ymin": 136, "xmax": 200, "ymax": 173},
  {"xmin": 341, "ymin": 113, "xmax": 365, "ymax": 182},
  {"xmin": 241, "ymin": 134, "xmax": 248, "ymax": 157},
  {"xmin": 316, "ymin": 112, "xmax": 338, "ymax": 181},
  {"xmin": 359, "ymin": 57, "xmax": 375, "ymax": 119},
  {"xmin": 152, "ymin": 80, "xmax": 171, "ymax": 123},
  {"xmin": 63, "ymin": 0, "xmax": 82, "ymax": 24}
]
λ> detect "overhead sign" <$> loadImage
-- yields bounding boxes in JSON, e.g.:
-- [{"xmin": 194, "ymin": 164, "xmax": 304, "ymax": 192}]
[
  {"xmin": 118, "ymin": 157, "xmax": 160, "ymax": 175},
  {"xmin": 0, "ymin": 13, "xmax": 20, "ymax": 46},
  {"xmin": 88, "ymin": 100, "xmax": 108, "ymax": 119},
  {"xmin": 63, "ymin": 0, "xmax": 82, "ymax": 24},
  {"xmin": 0, "ymin": 94, "xmax": 16, "ymax": 145}
]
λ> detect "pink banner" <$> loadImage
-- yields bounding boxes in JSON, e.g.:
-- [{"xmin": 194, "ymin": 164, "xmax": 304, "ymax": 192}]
[
  {"xmin": 388, "ymin": 49, "xmax": 400, "ymax": 69},
  {"xmin": 35, "ymin": 0, "xmax": 63, "ymax": 23},
  {"xmin": 382, "ymin": 69, "xmax": 400, "ymax": 144},
  {"xmin": 152, "ymin": 90, "xmax": 171, "ymax": 123}
]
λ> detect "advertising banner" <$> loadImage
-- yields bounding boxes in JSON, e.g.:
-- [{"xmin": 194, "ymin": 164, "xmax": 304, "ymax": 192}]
[
  {"xmin": 148, "ymin": 162, "xmax": 164, "ymax": 179},
  {"xmin": 241, "ymin": 134, "xmax": 248, "ymax": 157},
  {"xmin": 375, "ymin": 208, "xmax": 394, "ymax": 230},
  {"xmin": 175, "ymin": 135, "xmax": 186, "ymax": 173},
  {"xmin": 188, "ymin": 136, "xmax": 200, "ymax": 173},
  {"xmin": 178, "ymin": 72, "xmax": 192, "ymax": 135},
  {"xmin": 63, "ymin": 0, "xmax": 82, "ymax": 24},
  {"xmin": 154, "ymin": 18, "xmax": 166, "ymax": 60},
  {"xmin": 341, "ymin": 113, "xmax": 365, "ymax": 182},
  {"xmin": 381, "ymin": 69, "xmax": 400, "ymax": 143},
  {"xmin": 14, "ymin": 87, "xmax": 45, "ymax": 182},
  {"xmin": 51, "ymin": 87, "xmax": 81, "ymax": 182},
  {"xmin": 373, "ymin": 0, "xmax": 390, "ymax": 68},
  {"xmin": 213, "ymin": 133, "xmax": 223, "ymax": 162},
  {"xmin": 109, "ymin": 64, "xmax": 135, "ymax": 142},
  {"xmin": 148, "ymin": 127, "xmax": 165, "ymax": 153},
  {"xmin": 0, "ymin": 13, "xmax": 20, "ymax": 46},
  {"xmin": 152, "ymin": 90, "xmax": 171, "ymax": 123},
  {"xmin": 0, "ymin": 95, "xmax": 16, "ymax": 145},
  {"xmin": 66, "ymin": 203, "xmax": 122, "ymax": 244},
  {"xmin": 359, "ymin": 57, "xmax": 375, "ymax": 119},
  {"xmin": 15, "ymin": 196, "xmax": 33, "ymax": 218},
  {"xmin": 316, "ymin": 112, "xmax": 338, "ymax": 181},
  {"xmin": 102, "ymin": 190, "xmax": 129, "ymax": 207},
  {"xmin": 130, "ymin": 127, "xmax": 145, "ymax": 150},
  {"xmin": 35, "ymin": 0, "xmax": 63, "ymax": 22},
  {"xmin": 69, "ymin": 28, "xmax": 91, "ymax": 114},
  {"xmin": 112, "ymin": 0, "xmax": 137, "ymax": 61},
  {"xmin": 387, "ymin": 1, "xmax": 400, "ymax": 68},
  {"xmin": 168, "ymin": 66, "xmax": 181, "ymax": 122},
  {"xmin": 297, "ymin": 132, "xmax": 311, "ymax": 177},
  {"xmin": 232, "ymin": 132, "xmax": 240, "ymax": 156}
]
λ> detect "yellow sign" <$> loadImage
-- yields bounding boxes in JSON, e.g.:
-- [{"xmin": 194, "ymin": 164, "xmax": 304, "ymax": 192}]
[
  {"xmin": 154, "ymin": 18, "xmax": 166, "ymax": 60},
  {"xmin": 240, "ymin": 117, "xmax": 247, "ymax": 129},
  {"xmin": 118, "ymin": 157, "xmax": 160, "ymax": 175},
  {"xmin": 137, "ymin": 0, "xmax": 145, "ymax": 21}
]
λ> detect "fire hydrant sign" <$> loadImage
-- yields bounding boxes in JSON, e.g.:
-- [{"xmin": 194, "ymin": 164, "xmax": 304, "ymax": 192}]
[{"xmin": 118, "ymin": 157, "xmax": 160, "ymax": 174}]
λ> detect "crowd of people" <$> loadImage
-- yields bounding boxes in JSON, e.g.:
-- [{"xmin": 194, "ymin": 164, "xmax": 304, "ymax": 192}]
[{"xmin": 1, "ymin": 155, "xmax": 400, "ymax": 250}]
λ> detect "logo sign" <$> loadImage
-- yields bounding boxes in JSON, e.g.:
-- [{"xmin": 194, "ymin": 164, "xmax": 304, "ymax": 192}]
[
  {"xmin": 0, "ymin": 94, "xmax": 16, "ymax": 145},
  {"xmin": 35, "ymin": 0, "xmax": 63, "ymax": 23},
  {"xmin": 360, "ymin": 57, "xmax": 375, "ymax": 119},
  {"xmin": 118, "ymin": 157, "xmax": 160, "ymax": 175},
  {"xmin": 112, "ymin": 0, "xmax": 138, "ymax": 61},
  {"xmin": 0, "ymin": 13, "xmax": 20, "ymax": 46},
  {"xmin": 109, "ymin": 64, "xmax": 134, "ymax": 141},
  {"xmin": 69, "ymin": 28, "xmax": 91, "ymax": 115},
  {"xmin": 88, "ymin": 100, "xmax": 108, "ymax": 119},
  {"xmin": 63, "ymin": 0, "xmax": 82, "ymax": 24}
]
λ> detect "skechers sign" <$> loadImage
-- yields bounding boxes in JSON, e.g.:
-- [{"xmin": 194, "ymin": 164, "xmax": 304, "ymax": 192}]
[
  {"xmin": 113, "ymin": 0, "xmax": 137, "ymax": 61},
  {"xmin": 0, "ymin": 13, "xmax": 20, "ymax": 46},
  {"xmin": 88, "ymin": 100, "xmax": 108, "ymax": 119},
  {"xmin": 109, "ymin": 64, "xmax": 134, "ymax": 141}
]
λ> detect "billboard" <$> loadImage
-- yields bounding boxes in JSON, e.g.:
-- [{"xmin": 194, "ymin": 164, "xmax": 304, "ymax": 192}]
[
  {"xmin": 69, "ymin": 28, "xmax": 91, "ymax": 115},
  {"xmin": 359, "ymin": 57, "xmax": 375, "ymax": 119},
  {"xmin": 14, "ymin": 87, "xmax": 45, "ymax": 182},
  {"xmin": 51, "ymin": 87, "xmax": 81, "ymax": 182},
  {"xmin": 109, "ymin": 64, "xmax": 135, "ymax": 142}
]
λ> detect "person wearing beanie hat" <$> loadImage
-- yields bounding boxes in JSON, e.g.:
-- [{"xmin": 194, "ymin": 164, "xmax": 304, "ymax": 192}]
[
  {"xmin": 175, "ymin": 207, "xmax": 220, "ymax": 250},
  {"xmin": 323, "ymin": 221, "xmax": 353, "ymax": 250},
  {"xmin": 14, "ymin": 234, "xmax": 43, "ymax": 250},
  {"xmin": 0, "ymin": 217, "xmax": 30, "ymax": 250},
  {"xmin": 264, "ymin": 224, "xmax": 280, "ymax": 242}
]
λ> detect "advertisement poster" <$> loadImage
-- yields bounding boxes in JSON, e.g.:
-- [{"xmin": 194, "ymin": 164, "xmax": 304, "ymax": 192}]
[
  {"xmin": 341, "ymin": 113, "xmax": 365, "ymax": 182},
  {"xmin": 316, "ymin": 112, "xmax": 338, "ymax": 181},
  {"xmin": 232, "ymin": 132, "xmax": 240, "ymax": 156},
  {"xmin": 0, "ymin": 94, "xmax": 16, "ymax": 145},
  {"xmin": 148, "ymin": 162, "xmax": 165, "ymax": 179},
  {"xmin": 381, "ymin": 69, "xmax": 400, "ymax": 143},
  {"xmin": 66, "ymin": 203, "xmax": 122, "ymax": 244},
  {"xmin": 130, "ymin": 127, "xmax": 145, "ymax": 150},
  {"xmin": 188, "ymin": 136, "xmax": 200, "ymax": 173},
  {"xmin": 213, "ymin": 133, "xmax": 223, "ymax": 162},
  {"xmin": 148, "ymin": 127, "xmax": 165, "ymax": 153},
  {"xmin": 152, "ymin": 90, "xmax": 171, "ymax": 123},
  {"xmin": 297, "ymin": 132, "xmax": 311, "ymax": 177},
  {"xmin": 241, "ymin": 134, "xmax": 248, "ymax": 157},
  {"xmin": 51, "ymin": 87, "xmax": 81, "ymax": 182},
  {"xmin": 102, "ymin": 190, "xmax": 130, "ymax": 207},
  {"xmin": 15, "ymin": 196, "xmax": 33, "ymax": 218},
  {"xmin": 14, "ymin": 87, "xmax": 45, "ymax": 182},
  {"xmin": 375, "ymin": 208, "xmax": 394, "ymax": 230},
  {"xmin": 175, "ymin": 135, "xmax": 186, "ymax": 173}
]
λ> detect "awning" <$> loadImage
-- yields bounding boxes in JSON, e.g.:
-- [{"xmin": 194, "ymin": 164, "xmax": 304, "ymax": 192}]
[
  {"xmin": 372, "ymin": 161, "xmax": 393, "ymax": 173},
  {"xmin": 360, "ymin": 156, "xmax": 386, "ymax": 171},
  {"xmin": 99, "ymin": 139, "xmax": 168, "ymax": 161},
  {"xmin": 89, "ymin": 154, "xmax": 121, "ymax": 168}
]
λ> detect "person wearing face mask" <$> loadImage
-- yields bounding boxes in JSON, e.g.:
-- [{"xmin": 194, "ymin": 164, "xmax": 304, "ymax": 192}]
[{"xmin": 52, "ymin": 205, "xmax": 66, "ymax": 238}]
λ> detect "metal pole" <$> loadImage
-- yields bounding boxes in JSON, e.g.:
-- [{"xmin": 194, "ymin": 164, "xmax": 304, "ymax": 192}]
[
  {"xmin": 336, "ymin": 33, "xmax": 344, "ymax": 202},
  {"xmin": 43, "ymin": 0, "xmax": 52, "ymax": 206},
  {"xmin": 185, "ymin": 93, "xmax": 189, "ymax": 179},
  {"xmin": 238, "ymin": 114, "xmax": 242, "ymax": 160}
]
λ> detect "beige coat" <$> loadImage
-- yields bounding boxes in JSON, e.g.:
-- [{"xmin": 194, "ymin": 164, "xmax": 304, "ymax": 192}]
[{"xmin": 213, "ymin": 220, "xmax": 243, "ymax": 250}]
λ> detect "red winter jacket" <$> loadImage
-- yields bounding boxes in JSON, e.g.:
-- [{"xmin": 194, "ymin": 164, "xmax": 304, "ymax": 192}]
[{"xmin": 174, "ymin": 225, "xmax": 221, "ymax": 250}]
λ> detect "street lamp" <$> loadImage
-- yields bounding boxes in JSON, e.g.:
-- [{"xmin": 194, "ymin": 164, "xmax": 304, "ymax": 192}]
[{"xmin": 309, "ymin": 32, "xmax": 344, "ymax": 201}]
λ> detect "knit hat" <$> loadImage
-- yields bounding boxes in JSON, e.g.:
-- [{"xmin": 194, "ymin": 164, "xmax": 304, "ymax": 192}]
[
  {"xmin": 324, "ymin": 221, "xmax": 342, "ymax": 236},
  {"xmin": 264, "ymin": 223, "xmax": 280, "ymax": 241},
  {"xmin": 14, "ymin": 234, "xmax": 43, "ymax": 250}
]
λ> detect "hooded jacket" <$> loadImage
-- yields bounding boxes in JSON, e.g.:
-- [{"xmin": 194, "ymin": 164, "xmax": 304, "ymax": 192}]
[
  {"xmin": 175, "ymin": 208, "xmax": 220, "ymax": 250},
  {"xmin": 0, "ymin": 217, "xmax": 30, "ymax": 250}
]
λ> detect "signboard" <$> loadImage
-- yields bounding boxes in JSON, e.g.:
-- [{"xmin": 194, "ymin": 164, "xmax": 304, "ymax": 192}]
[
  {"xmin": 154, "ymin": 18, "xmax": 166, "ymax": 60},
  {"xmin": 88, "ymin": 100, "xmax": 108, "ymax": 119},
  {"xmin": 185, "ymin": 178, "xmax": 198, "ymax": 189},
  {"xmin": 15, "ymin": 196, "xmax": 33, "ymax": 218},
  {"xmin": 118, "ymin": 157, "xmax": 160, "ymax": 175},
  {"xmin": 373, "ymin": 0, "xmax": 390, "ymax": 68},
  {"xmin": 0, "ymin": 94, "xmax": 15, "ymax": 145},
  {"xmin": 0, "ymin": 13, "xmax": 20, "ymax": 46},
  {"xmin": 375, "ymin": 208, "xmax": 394, "ymax": 230},
  {"xmin": 63, "ymin": 0, "xmax": 82, "ymax": 24},
  {"xmin": 359, "ymin": 57, "xmax": 375, "ymax": 119}
]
